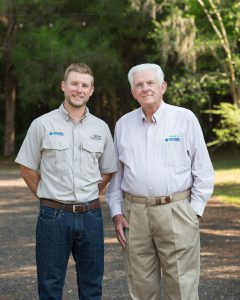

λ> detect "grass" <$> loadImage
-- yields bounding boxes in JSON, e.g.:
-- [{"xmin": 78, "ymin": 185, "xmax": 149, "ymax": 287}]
[{"xmin": 211, "ymin": 150, "xmax": 240, "ymax": 207}]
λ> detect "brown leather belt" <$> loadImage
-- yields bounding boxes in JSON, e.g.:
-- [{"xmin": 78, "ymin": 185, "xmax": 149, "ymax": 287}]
[
  {"xmin": 125, "ymin": 189, "xmax": 191, "ymax": 206},
  {"xmin": 40, "ymin": 198, "xmax": 100, "ymax": 213}
]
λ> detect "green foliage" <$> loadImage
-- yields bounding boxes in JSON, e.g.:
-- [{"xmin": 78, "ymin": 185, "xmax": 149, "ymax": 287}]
[
  {"xmin": 149, "ymin": 0, "xmax": 240, "ymax": 146},
  {"xmin": 13, "ymin": 23, "xmax": 67, "ymax": 109},
  {"xmin": 150, "ymin": 7, "xmax": 196, "ymax": 72},
  {"xmin": 206, "ymin": 103, "xmax": 240, "ymax": 146},
  {"xmin": 1, "ymin": 0, "xmax": 240, "ymax": 155},
  {"xmin": 0, "ymin": 0, "xmax": 157, "ymax": 147},
  {"xmin": 166, "ymin": 73, "xmax": 209, "ymax": 113}
]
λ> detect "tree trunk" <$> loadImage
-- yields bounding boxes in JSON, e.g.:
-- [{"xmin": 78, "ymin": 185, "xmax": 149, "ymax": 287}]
[
  {"xmin": 4, "ymin": 69, "xmax": 16, "ymax": 157},
  {"xmin": 230, "ymin": 81, "xmax": 240, "ymax": 108}
]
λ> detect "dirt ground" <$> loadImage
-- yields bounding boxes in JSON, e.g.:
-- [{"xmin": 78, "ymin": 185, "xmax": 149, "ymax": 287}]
[{"xmin": 0, "ymin": 167, "xmax": 239, "ymax": 300}]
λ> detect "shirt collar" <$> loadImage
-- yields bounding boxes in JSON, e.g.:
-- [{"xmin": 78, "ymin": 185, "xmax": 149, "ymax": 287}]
[
  {"xmin": 59, "ymin": 102, "xmax": 89, "ymax": 122},
  {"xmin": 140, "ymin": 100, "xmax": 166, "ymax": 123},
  {"xmin": 59, "ymin": 102, "xmax": 70, "ymax": 120}
]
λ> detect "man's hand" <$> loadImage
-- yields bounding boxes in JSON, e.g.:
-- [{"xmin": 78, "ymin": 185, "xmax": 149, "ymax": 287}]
[{"xmin": 112, "ymin": 214, "xmax": 129, "ymax": 248}]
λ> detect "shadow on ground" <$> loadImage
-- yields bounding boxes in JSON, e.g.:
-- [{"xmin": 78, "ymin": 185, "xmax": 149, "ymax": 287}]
[{"xmin": 0, "ymin": 170, "xmax": 239, "ymax": 299}]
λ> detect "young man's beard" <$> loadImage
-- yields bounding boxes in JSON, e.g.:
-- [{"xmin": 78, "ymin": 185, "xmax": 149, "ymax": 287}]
[{"xmin": 65, "ymin": 96, "xmax": 88, "ymax": 108}]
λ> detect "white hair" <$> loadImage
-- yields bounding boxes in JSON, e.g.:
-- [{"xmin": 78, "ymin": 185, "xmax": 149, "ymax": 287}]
[{"xmin": 128, "ymin": 63, "xmax": 164, "ymax": 88}]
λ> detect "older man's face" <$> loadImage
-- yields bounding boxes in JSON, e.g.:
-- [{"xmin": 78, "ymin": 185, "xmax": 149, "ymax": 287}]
[{"xmin": 131, "ymin": 69, "xmax": 167, "ymax": 110}]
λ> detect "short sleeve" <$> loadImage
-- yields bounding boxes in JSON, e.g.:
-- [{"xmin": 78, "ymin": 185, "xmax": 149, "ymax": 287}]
[
  {"xmin": 99, "ymin": 126, "xmax": 117, "ymax": 174},
  {"xmin": 15, "ymin": 119, "xmax": 42, "ymax": 171}
]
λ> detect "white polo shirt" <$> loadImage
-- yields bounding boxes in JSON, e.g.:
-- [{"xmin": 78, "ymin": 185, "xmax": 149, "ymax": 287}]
[
  {"xmin": 106, "ymin": 101, "xmax": 214, "ymax": 217},
  {"xmin": 16, "ymin": 104, "xmax": 117, "ymax": 203}
]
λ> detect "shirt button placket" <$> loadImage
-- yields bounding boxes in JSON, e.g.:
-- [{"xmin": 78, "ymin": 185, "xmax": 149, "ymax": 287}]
[
  {"xmin": 73, "ymin": 126, "xmax": 79, "ymax": 185},
  {"xmin": 146, "ymin": 125, "xmax": 154, "ymax": 195}
]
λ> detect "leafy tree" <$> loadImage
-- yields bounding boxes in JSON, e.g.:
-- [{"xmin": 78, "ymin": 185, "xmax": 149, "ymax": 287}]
[
  {"xmin": 149, "ymin": 0, "xmax": 209, "ymax": 123},
  {"xmin": 205, "ymin": 103, "xmax": 240, "ymax": 146},
  {"xmin": 194, "ymin": 0, "xmax": 240, "ymax": 145},
  {"xmin": 7, "ymin": 0, "xmax": 239, "ymax": 155},
  {"xmin": 0, "ymin": 0, "xmax": 65, "ymax": 156},
  {"xmin": 1, "ymin": 0, "xmax": 156, "ymax": 156},
  {"xmin": 150, "ymin": 0, "xmax": 240, "ymax": 145},
  {"xmin": 195, "ymin": 0, "xmax": 240, "ymax": 107}
]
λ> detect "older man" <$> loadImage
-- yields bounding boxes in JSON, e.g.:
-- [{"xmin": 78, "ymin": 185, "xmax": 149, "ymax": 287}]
[{"xmin": 107, "ymin": 63, "xmax": 214, "ymax": 300}]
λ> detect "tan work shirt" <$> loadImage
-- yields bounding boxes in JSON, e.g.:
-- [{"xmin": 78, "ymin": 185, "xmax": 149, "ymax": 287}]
[{"xmin": 15, "ymin": 104, "xmax": 117, "ymax": 203}]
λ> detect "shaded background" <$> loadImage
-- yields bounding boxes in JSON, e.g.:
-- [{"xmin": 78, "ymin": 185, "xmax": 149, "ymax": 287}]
[{"xmin": 0, "ymin": 0, "xmax": 240, "ymax": 157}]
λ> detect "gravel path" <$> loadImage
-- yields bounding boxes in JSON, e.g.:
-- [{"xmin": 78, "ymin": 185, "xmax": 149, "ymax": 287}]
[{"xmin": 0, "ymin": 168, "xmax": 239, "ymax": 299}]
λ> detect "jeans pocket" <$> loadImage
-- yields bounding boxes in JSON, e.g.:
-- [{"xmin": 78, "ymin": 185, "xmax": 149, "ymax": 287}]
[
  {"xmin": 87, "ymin": 208, "xmax": 103, "ymax": 220},
  {"xmin": 37, "ymin": 207, "xmax": 64, "ymax": 245},
  {"xmin": 39, "ymin": 206, "xmax": 62, "ymax": 221}
]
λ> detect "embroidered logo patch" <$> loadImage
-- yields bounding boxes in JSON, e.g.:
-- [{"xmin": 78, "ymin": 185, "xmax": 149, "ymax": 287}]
[
  {"xmin": 48, "ymin": 131, "xmax": 64, "ymax": 136},
  {"xmin": 91, "ymin": 135, "xmax": 101, "ymax": 140},
  {"xmin": 165, "ymin": 135, "xmax": 180, "ymax": 142}
]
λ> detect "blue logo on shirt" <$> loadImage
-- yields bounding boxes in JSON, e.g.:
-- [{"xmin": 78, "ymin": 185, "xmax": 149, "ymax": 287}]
[
  {"xmin": 91, "ymin": 135, "xmax": 101, "ymax": 140},
  {"xmin": 49, "ymin": 131, "xmax": 64, "ymax": 136},
  {"xmin": 165, "ymin": 135, "xmax": 180, "ymax": 142}
]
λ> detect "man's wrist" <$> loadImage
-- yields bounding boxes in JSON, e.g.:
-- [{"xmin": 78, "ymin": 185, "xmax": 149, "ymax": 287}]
[{"xmin": 112, "ymin": 213, "xmax": 123, "ymax": 222}]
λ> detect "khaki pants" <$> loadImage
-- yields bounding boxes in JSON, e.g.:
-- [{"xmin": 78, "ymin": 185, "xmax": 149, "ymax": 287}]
[{"xmin": 123, "ymin": 193, "xmax": 200, "ymax": 300}]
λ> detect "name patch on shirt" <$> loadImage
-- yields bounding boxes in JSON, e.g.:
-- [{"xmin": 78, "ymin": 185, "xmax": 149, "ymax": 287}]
[
  {"xmin": 48, "ymin": 131, "xmax": 64, "ymax": 136},
  {"xmin": 165, "ymin": 135, "xmax": 180, "ymax": 142},
  {"xmin": 91, "ymin": 135, "xmax": 101, "ymax": 140}
]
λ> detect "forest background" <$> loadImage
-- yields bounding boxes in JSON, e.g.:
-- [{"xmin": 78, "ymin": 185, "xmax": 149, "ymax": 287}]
[{"xmin": 0, "ymin": 0, "xmax": 240, "ymax": 157}]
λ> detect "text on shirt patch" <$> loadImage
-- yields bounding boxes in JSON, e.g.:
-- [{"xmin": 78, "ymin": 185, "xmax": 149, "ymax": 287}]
[
  {"xmin": 91, "ymin": 135, "xmax": 101, "ymax": 140},
  {"xmin": 165, "ymin": 135, "xmax": 180, "ymax": 142},
  {"xmin": 48, "ymin": 131, "xmax": 64, "ymax": 136}
]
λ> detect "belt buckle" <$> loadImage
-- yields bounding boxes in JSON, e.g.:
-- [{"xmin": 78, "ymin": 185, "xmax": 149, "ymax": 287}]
[
  {"xmin": 72, "ymin": 203, "xmax": 87, "ymax": 213},
  {"xmin": 72, "ymin": 204, "xmax": 77, "ymax": 213},
  {"xmin": 164, "ymin": 196, "xmax": 172, "ymax": 204}
]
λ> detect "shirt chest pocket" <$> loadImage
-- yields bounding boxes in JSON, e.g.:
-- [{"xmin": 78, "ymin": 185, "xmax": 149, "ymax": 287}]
[
  {"xmin": 81, "ymin": 141, "xmax": 104, "ymax": 176},
  {"xmin": 42, "ymin": 138, "xmax": 70, "ymax": 175},
  {"xmin": 162, "ymin": 135, "xmax": 189, "ymax": 167}
]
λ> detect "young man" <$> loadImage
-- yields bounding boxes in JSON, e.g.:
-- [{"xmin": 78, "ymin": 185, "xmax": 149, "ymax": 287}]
[
  {"xmin": 16, "ymin": 63, "xmax": 117, "ymax": 300},
  {"xmin": 107, "ymin": 63, "xmax": 214, "ymax": 300}
]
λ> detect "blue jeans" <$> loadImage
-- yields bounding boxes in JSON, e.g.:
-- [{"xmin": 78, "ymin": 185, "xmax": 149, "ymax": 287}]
[{"xmin": 36, "ymin": 205, "xmax": 104, "ymax": 300}]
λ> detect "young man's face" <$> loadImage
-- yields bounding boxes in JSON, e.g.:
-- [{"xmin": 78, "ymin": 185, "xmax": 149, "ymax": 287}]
[
  {"xmin": 61, "ymin": 71, "xmax": 94, "ymax": 109},
  {"xmin": 131, "ymin": 69, "xmax": 167, "ymax": 110}
]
